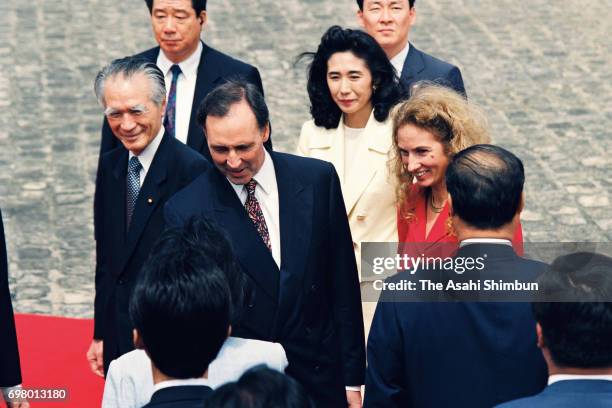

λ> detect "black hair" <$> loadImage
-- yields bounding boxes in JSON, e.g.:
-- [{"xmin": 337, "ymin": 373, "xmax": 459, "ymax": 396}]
[
  {"xmin": 300, "ymin": 26, "xmax": 404, "ymax": 129},
  {"xmin": 129, "ymin": 219, "xmax": 231, "ymax": 379},
  {"xmin": 356, "ymin": 0, "xmax": 415, "ymax": 12},
  {"xmin": 197, "ymin": 79, "xmax": 269, "ymax": 131},
  {"xmin": 204, "ymin": 366, "xmax": 314, "ymax": 408},
  {"xmin": 145, "ymin": 0, "xmax": 206, "ymax": 14},
  {"xmin": 532, "ymin": 252, "xmax": 612, "ymax": 368},
  {"xmin": 446, "ymin": 144, "xmax": 524, "ymax": 229}
]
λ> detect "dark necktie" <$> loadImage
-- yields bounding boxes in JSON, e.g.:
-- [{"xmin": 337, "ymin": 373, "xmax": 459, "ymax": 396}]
[
  {"xmin": 126, "ymin": 156, "xmax": 143, "ymax": 228},
  {"xmin": 244, "ymin": 179, "xmax": 271, "ymax": 250},
  {"xmin": 164, "ymin": 64, "xmax": 182, "ymax": 138}
]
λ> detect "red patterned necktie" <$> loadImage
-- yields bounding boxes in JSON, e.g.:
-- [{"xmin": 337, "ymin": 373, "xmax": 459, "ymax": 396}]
[{"xmin": 244, "ymin": 179, "xmax": 271, "ymax": 251}]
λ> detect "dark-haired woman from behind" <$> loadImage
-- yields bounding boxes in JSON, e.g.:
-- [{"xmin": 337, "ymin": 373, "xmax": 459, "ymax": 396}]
[{"xmin": 297, "ymin": 26, "xmax": 405, "ymax": 282}]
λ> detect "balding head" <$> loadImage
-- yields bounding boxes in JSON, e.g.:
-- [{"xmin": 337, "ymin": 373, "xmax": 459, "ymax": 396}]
[{"xmin": 446, "ymin": 144, "xmax": 524, "ymax": 230}]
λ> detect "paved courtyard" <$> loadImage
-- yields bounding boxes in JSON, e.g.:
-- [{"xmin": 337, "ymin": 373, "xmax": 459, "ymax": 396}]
[{"xmin": 0, "ymin": 0, "xmax": 610, "ymax": 317}]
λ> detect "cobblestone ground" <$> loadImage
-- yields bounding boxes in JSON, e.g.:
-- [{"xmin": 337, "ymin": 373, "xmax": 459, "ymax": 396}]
[{"xmin": 0, "ymin": 0, "xmax": 610, "ymax": 317}]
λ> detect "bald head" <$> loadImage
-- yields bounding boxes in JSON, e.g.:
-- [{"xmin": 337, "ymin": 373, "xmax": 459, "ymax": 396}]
[{"xmin": 446, "ymin": 144, "xmax": 524, "ymax": 230}]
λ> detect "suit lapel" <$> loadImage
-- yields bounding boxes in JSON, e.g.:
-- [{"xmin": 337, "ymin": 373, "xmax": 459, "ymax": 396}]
[
  {"xmin": 186, "ymin": 42, "xmax": 218, "ymax": 152},
  {"xmin": 209, "ymin": 170, "xmax": 280, "ymax": 302},
  {"xmin": 342, "ymin": 113, "xmax": 391, "ymax": 215},
  {"xmin": 401, "ymin": 43, "xmax": 425, "ymax": 90},
  {"xmin": 115, "ymin": 135, "xmax": 170, "ymax": 276}
]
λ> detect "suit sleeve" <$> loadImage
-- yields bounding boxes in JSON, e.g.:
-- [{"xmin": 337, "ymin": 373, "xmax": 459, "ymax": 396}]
[
  {"xmin": 364, "ymin": 300, "xmax": 409, "ymax": 407},
  {"xmin": 0, "ymin": 209, "xmax": 22, "ymax": 387},
  {"xmin": 326, "ymin": 164, "xmax": 366, "ymax": 386},
  {"xmin": 163, "ymin": 200, "xmax": 184, "ymax": 229}
]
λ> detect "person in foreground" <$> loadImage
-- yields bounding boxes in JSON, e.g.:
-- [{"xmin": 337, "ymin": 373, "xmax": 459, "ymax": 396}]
[
  {"xmin": 0, "ymin": 210, "xmax": 28, "ymax": 408},
  {"xmin": 165, "ymin": 80, "xmax": 365, "ymax": 407},
  {"xmin": 102, "ymin": 218, "xmax": 288, "ymax": 408},
  {"xmin": 496, "ymin": 252, "xmax": 612, "ymax": 407},
  {"xmin": 390, "ymin": 84, "xmax": 523, "ymax": 254},
  {"xmin": 356, "ymin": 0, "xmax": 466, "ymax": 95},
  {"xmin": 88, "ymin": 57, "xmax": 209, "ymax": 376},
  {"xmin": 364, "ymin": 144, "xmax": 548, "ymax": 407},
  {"xmin": 129, "ymin": 222, "xmax": 232, "ymax": 408},
  {"xmin": 205, "ymin": 366, "xmax": 313, "ymax": 408}
]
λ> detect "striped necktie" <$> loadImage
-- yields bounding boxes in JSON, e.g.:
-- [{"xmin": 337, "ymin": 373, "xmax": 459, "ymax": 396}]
[{"xmin": 163, "ymin": 64, "xmax": 182, "ymax": 138}]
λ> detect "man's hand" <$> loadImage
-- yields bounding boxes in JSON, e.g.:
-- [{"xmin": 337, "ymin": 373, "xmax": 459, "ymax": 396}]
[
  {"xmin": 346, "ymin": 390, "xmax": 362, "ymax": 408},
  {"xmin": 86, "ymin": 339, "xmax": 104, "ymax": 377}
]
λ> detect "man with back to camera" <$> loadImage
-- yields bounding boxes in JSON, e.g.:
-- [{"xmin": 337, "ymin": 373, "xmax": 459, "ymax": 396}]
[
  {"xmin": 98, "ymin": 0, "xmax": 271, "ymax": 161},
  {"xmin": 365, "ymin": 145, "xmax": 548, "ymax": 407},
  {"xmin": 164, "ymin": 80, "xmax": 366, "ymax": 407},
  {"xmin": 129, "ymin": 223, "xmax": 232, "ymax": 408},
  {"xmin": 356, "ymin": 0, "xmax": 466, "ymax": 95},
  {"xmin": 87, "ymin": 57, "xmax": 210, "ymax": 377},
  {"xmin": 496, "ymin": 252, "xmax": 612, "ymax": 408}
]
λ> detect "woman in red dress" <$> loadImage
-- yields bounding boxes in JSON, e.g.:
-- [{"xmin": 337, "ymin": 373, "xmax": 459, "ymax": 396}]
[{"xmin": 391, "ymin": 84, "xmax": 524, "ymax": 256}]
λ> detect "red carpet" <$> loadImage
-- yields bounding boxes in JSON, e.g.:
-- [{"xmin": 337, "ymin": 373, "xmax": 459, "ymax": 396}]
[{"xmin": 14, "ymin": 314, "xmax": 104, "ymax": 408}]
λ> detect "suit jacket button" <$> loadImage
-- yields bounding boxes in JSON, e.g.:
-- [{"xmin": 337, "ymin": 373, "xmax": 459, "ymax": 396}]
[
  {"xmin": 305, "ymin": 327, "xmax": 311, "ymax": 336},
  {"xmin": 310, "ymin": 284, "xmax": 317, "ymax": 292},
  {"xmin": 118, "ymin": 279, "xmax": 124, "ymax": 285},
  {"xmin": 248, "ymin": 303, "xmax": 254, "ymax": 308},
  {"xmin": 314, "ymin": 365, "xmax": 320, "ymax": 372}
]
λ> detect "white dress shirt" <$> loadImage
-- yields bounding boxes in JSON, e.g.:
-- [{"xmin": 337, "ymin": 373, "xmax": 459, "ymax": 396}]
[
  {"xmin": 153, "ymin": 378, "xmax": 210, "ymax": 393},
  {"xmin": 390, "ymin": 42, "xmax": 410, "ymax": 78},
  {"xmin": 102, "ymin": 337, "xmax": 288, "ymax": 408},
  {"xmin": 548, "ymin": 374, "xmax": 612, "ymax": 385},
  {"xmin": 228, "ymin": 150, "xmax": 281, "ymax": 268},
  {"xmin": 157, "ymin": 42, "xmax": 203, "ymax": 145},
  {"xmin": 128, "ymin": 127, "xmax": 164, "ymax": 187}
]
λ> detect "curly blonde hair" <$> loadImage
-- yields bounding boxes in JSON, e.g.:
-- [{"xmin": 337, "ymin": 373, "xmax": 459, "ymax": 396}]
[{"xmin": 390, "ymin": 83, "xmax": 491, "ymax": 220}]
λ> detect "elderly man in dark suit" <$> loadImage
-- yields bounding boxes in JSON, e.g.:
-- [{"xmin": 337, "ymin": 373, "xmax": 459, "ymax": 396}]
[
  {"xmin": 164, "ymin": 80, "xmax": 365, "ymax": 407},
  {"xmin": 497, "ymin": 252, "xmax": 612, "ymax": 408},
  {"xmin": 356, "ymin": 0, "xmax": 466, "ymax": 95},
  {"xmin": 87, "ymin": 57, "xmax": 209, "ymax": 376},
  {"xmin": 365, "ymin": 145, "xmax": 548, "ymax": 407},
  {"xmin": 99, "ymin": 0, "xmax": 271, "ymax": 161},
  {"xmin": 0, "ymin": 210, "xmax": 27, "ymax": 408}
]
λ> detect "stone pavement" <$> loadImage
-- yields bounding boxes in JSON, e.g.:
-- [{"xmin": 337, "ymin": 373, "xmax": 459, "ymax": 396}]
[{"xmin": 0, "ymin": 0, "xmax": 609, "ymax": 317}]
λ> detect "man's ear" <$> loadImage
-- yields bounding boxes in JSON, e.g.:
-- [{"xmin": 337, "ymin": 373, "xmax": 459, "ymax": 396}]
[
  {"xmin": 536, "ymin": 323, "xmax": 545, "ymax": 349},
  {"xmin": 227, "ymin": 325, "xmax": 232, "ymax": 339},
  {"xmin": 517, "ymin": 192, "xmax": 525, "ymax": 215},
  {"xmin": 261, "ymin": 123, "xmax": 270, "ymax": 143},
  {"xmin": 133, "ymin": 329, "xmax": 145, "ymax": 350},
  {"xmin": 357, "ymin": 10, "xmax": 365, "ymax": 28},
  {"xmin": 198, "ymin": 11, "xmax": 207, "ymax": 27}
]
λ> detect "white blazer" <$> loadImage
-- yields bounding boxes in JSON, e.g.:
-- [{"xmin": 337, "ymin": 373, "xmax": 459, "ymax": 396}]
[
  {"xmin": 297, "ymin": 112, "xmax": 397, "ymax": 279},
  {"xmin": 101, "ymin": 337, "xmax": 288, "ymax": 408}
]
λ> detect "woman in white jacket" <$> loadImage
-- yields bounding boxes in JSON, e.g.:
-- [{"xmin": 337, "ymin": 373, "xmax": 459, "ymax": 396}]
[{"xmin": 297, "ymin": 26, "xmax": 404, "ymax": 333}]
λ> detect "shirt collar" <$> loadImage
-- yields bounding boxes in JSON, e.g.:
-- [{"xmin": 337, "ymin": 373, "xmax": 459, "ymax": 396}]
[
  {"xmin": 228, "ymin": 149, "xmax": 275, "ymax": 197},
  {"xmin": 459, "ymin": 238, "xmax": 513, "ymax": 248},
  {"xmin": 390, "ymin": 42, "xmax": 410, "ymax": 76},
  {"xmin": 549, "ymin": 374, "xmax": 612, "ymax": 385},
  {"xmin": 153, "ymin": 377, "xmax": 209, "ymax": 392},
  {"xmin": 129, "ymin": 126, "xmax": 164, "ymax": 173},
  {"xmin": 157, "ymin": 41, "xmax": 203, "ymax": 81}
]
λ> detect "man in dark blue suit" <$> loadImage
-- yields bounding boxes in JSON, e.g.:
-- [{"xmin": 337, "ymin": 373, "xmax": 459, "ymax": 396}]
[
  {"xmin": 364, "ymin": 145, "xmax": 548, "ymax": 407},
  {"xmin": 99, "ymin": 0, "xmax": 271, "ymax": 161},
  {"xmin": 164, "ymin": 81, "xmax": 365, "ymax": 407},
  {"xmin": 497, "ymin": 252, "xmax": 612, "ymax": 408},
  {"xmin": 0, "ymin": 209, "xmax": 27, "ymax": 408},
  {"xmin": 131, "ymin": 222, "xmax": 231, "ymax": 408},
  {"xmin": 357, "ymin": 0, "xmax": 466, "ymax": 95},
  {"xmin": 87, "ymin": 57, "xmax": 209, "ymax": 376}
]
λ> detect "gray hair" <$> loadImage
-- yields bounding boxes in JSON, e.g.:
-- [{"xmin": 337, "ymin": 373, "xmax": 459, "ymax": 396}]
[{"xmin": 94, "ymin": 57, "xmax": 166, "ymax": 107}]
